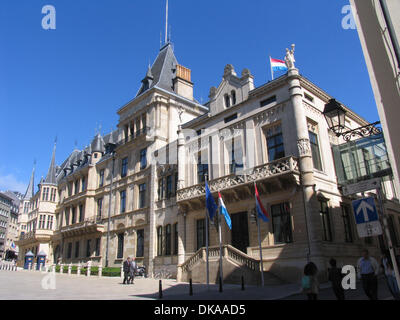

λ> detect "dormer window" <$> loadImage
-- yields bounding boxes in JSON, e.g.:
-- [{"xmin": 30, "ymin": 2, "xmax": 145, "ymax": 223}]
[{"xmin": 224, "ymin": 94, "xmax": 231, "ymax": 108}]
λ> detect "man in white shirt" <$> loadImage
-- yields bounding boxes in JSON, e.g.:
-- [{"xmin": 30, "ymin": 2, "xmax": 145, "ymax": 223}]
[{"xmin": 357, "ymin": 249, "xmax": 379, "ymax": 300}]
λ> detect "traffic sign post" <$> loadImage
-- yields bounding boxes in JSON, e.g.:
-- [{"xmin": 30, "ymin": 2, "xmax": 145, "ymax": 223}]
[{"xmin": 352, "ymin": 197, "xmax": 382, "ymax": 238}]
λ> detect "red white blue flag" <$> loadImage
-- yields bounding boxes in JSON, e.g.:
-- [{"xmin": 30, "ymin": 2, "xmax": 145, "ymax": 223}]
[
  {"xmin": 255, "ymin": 183, "xmax": 269, "ymax": 222},
  {"xmin": 270, "ymin": 57, "xmax": 288, "ymax": 72}
]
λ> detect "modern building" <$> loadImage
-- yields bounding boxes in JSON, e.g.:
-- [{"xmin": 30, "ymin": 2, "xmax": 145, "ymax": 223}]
[
  {"xmin": 0, "ymin": 192, "xmax": 12, "ymax": 259},
  {"xmin": 2, "ymin": 191, "xmax": 22, "ymax": 260},
  {"xmin": 350, "ymin": 0, "xmax": 400, "ymax": 196}
]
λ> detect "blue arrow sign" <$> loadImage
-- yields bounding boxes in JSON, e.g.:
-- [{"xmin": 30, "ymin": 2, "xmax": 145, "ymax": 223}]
[{"xmin": 352, "ymin": 197, "xmax": 379, "ymax": 224}]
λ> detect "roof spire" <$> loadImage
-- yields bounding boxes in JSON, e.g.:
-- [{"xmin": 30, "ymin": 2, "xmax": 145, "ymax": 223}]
[
  {"xmin": 23, "ymin": 161, "xmax": 35, "ymax": 200},
  {"xmin": 44, "ymin": 141, "xmax": 57, "ymax": 185},
  {"xmin": 165, "ymin": 0, "xmax": 168, "ymax": 44}
]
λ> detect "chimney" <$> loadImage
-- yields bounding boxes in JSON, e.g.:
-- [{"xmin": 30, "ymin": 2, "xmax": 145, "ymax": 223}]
[{"xmin": 173, "ymin": 64, "xmax": 194, "ymax": 100}]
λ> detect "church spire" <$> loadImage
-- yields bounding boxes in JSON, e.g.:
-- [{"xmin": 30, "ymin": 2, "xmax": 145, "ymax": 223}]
[
  {"xmin": 23, "ymin": 161, "xmax": 35, "ymax": 200},
  {"xmin": 44, "ymin": 141, "xmax": 57, "ymax": 185}
]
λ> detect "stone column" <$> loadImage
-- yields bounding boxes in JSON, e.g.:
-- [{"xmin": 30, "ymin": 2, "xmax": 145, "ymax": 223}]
[
  {"xmin": 287, "ymin": 67, "xmax": 321, "ymax": 259},
  {"xmin": 177, "ymin": 126, "xmax": 185, "ymax": 190}
]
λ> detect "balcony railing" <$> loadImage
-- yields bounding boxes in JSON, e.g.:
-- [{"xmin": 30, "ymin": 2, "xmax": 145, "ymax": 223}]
[
  {"xmin": 61, "ymin": 216, "xmax": 104, "ymax": 234},
  {"xmin": 177, "ymin": 156, "xmax": 299, "ymax": 202},
  {"xmin": 117, "ymin": 126, "xmax": 152, "ymax": 146}
]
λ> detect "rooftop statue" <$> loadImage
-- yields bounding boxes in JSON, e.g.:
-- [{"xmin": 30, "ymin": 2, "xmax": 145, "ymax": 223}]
[{"xmin": 285, "ymin": 44, "xmax": 296, "ymax": 70}]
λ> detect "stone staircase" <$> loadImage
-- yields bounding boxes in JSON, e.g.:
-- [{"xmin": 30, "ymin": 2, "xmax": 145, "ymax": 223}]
[{"xmin": 177, "ymin": 245, "xmax": 284, "ymax": 286}]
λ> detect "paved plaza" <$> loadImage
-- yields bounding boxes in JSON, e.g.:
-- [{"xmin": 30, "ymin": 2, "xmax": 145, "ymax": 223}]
[{"xmin": 0, "ymin": 270, "xmax": 395, "ymax": 300}]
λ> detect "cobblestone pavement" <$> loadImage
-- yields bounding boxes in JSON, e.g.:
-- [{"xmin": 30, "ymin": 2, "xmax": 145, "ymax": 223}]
[{"xmin": 0, "ymin": 270, "xmax": 395, "ymax": 300}]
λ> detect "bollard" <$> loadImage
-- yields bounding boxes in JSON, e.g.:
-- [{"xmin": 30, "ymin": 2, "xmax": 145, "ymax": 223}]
[
  {"xmin": 52, "ymin": 265, "xmax": 56, "ymax": 273},
  {"xmin": 189, "ymin": 279, "xmax": 193, "ymax": 296},
  {"xmin": 28, "ymin": 263, "xmax": 32, "ymax": 270},
  {"xmin": 68, "ymin": 264, "xmax": 72, "ymax": 275},
  {"xmin": 98, "ymin": 266, "xmax": 102, "ymax": 277},
  {"xmin": 219, "ymin": 276, "xmax": 223, "ymax": 293},
  {"xmin": 87, "ymin": 265, "xmax": 91, "ymax": 277},
  {"xmin": 60, "ymin": 264, "xmax": 64, "ymax": 274},
  {"xmin": 77, "ymin": 264, "xmax": 81, "ymax": 276},
  {"xmin": 120, "ymin": 265, "xmax": 124, "ymax": 279},
  {"xmin": 241, "ymin": 276, "xmax": 245, "ymax": 291},
  {"xmin": 159, "ymin": 280, "xmax": 163, "ymax": 299}
]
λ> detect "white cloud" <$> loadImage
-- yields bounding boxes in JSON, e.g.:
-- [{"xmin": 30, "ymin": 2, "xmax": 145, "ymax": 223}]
[{"xmin": 0, "ymin": 173, "xmax": 27, "ymax": 194}]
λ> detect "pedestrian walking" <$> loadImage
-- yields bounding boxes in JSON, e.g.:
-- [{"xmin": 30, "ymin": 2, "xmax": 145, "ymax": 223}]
[
  {"xmin": 328, "ymin": 258, "xmax": 345, "ymax": 300},
  {"xmin": 302, "ymin": 262, "xmax": 319, "ymax": 300},
  {"xmin": 128, "ymin": 257, "xmax": 137, "ymax": 284},
  {"xmin": 122, "ymin": 257, "xmax": 131, "ymax": 285},
  {"xmin": 381, "ymin": 251, "xmax": 400, "ymax": 300},
  {"xmin": 357, "ymin": 249, "xmax": 379, "ymax": 300}
]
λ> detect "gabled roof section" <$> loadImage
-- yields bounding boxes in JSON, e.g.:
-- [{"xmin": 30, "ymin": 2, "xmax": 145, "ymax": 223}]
[
  {"xmin": 136, "ymin": 43, "xmax": 178, "ymax": 97},
  {"xmin": 44, "ymin": 143, "xmax": 57, "ymax": 185}
]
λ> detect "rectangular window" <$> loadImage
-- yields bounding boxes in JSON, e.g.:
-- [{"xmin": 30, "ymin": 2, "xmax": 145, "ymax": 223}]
[
  {"xmin": 50, "ymin": 188, "xmax": 56, "ymax": 202},
  {"xmin": 75, "ymin": 180, "xmax": 79, "ymax": 195},
  {"xmin": 271, "ymin": 203, "xmax": 293, "ymax": 244},
  {"xmin": 139, "ymin": 184, "xmax": 146, "ymax": 209},
  {"xmin": 42, "ymin": 187, "xmax": 49, "ymax": 201},
  {"xmin": 39, "ymin": 215, "xmax": 45, "ymax": 229},
  {"xmin": 79, "ymin": 204, "xmax": 84, "ymax": 222},
  {"xmin": 157, "ymin": 227, "xmax": 163, "ymax": 256},
  {"xmin": 228, "ymin": 136, "xmax": 244, "ymax": 174},
  {"xmin": 117, "ymin": 233, "xmax": 124, "ymax": 259},
  {"xmin": 341, "ymin": 204, "xmax": 353, "ymax": 243},
  {"xmin": 81, "ymin": 176, "xmax": 86, "ymax": 192},
  {"xmin": 120, "ymin": 190, "xmax": 126, "ymax": 213},
  {"xmin": 121, "ymin": 158, "xmax": 128, "ymax": 178},
  {"xmin": 309, "ymin": 131, "xmax": 323, "ymax": 171},
  {"xmin": 173, "ymin": 223, "xmax": 178, "ymax": 255},
  {"xmin": 71, "ymin": 207, "xmax": 76, "ymax": 225},
  {"xmin": 140, "ymin": 149, "xmax": 147, "ymax": 170},
  {"xmin": 95, "ymin": 238, "xmax": 100, "ymax": 256},
  {"xmin": 136, "ymin": 229, "xmax": 144, "ymax": 257},
  {"xmin": 67, "ymin": 243, "xmax": 72, "ymax": 259},
  {"xmin": 166, "ymin": 176, "xmax": 173, "ymax": 199},
  {"xmin": 260, "ymin": 95, "xmax": 277, "ymax": 107},
  {"xmin": 165, "ymin": 224, "xmax": 172, "ymax": 256},
  {"xmin": 75, "ymin": 241, "xmax": 80, "ymax": 258},
  {"xmin": 197, "ymin": 151, "xmax": 209, "ymax": 184},
  {"xmin": 196, "ymin": 219, "xmax": 206, "ymax": 251},
  {"xmin": 99, "ymin": 169, "xmax": 105, "ymax": 187},
  {"xmin": 86, "ymin": 239, "xmax": 91, "ymax": 257},
  {"xmin": 266, "ymin": 124, "xmax": 285, "ymax": 161},
  {"xmin": 97, "ymin": 198, "xmax": 103, "ymax": 218},
  {"xmin": 224, "ymin": 113, "xmax": 237, "ymax": 123},
  {"xmin": 319, "ymin": 200, "xmax": 333, "ymax": 242},
  {"xmin": 304, "ymin": 93, "xmax": 314, "ymax": 103},
  {"xmin": 47, "ymin": 216, "xmax": 53, "ymax": 230}
]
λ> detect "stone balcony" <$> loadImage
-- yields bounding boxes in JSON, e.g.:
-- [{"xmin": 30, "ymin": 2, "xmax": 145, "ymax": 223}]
[
  {"xmin": 60, "ymin": 216, "xmax": 104, "ymax": 237},
  {"xmin": 177, "ymin": 156, "xmax": 300, "ymax": 209},
  {"xmin": 17, "ymin": 228, "xmax": 54, "ymax": 244}
]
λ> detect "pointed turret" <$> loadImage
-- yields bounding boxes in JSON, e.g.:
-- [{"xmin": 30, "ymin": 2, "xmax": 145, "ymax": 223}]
[
  {"xmin": 44, "ymin": 143, "xmax": 57, "ymax": 185},
  {"xmin": 23, "ymin": 164, "xmax": 35, "ymax": 200}
]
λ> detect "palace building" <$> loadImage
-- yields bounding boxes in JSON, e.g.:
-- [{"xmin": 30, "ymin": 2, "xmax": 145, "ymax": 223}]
[{"xmin": 16, "ymin": 40, "xmax": 400, "ymax": 284}]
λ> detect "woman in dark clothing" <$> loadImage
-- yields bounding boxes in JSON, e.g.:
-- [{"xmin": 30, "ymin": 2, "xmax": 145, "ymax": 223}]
[
  {"xmin": 328, "ymin": 258, "xmax": 345, "ymax": 300},
  {"xmin": 302, "ymin": 262, "xmax": 319, "ymax": 300}
]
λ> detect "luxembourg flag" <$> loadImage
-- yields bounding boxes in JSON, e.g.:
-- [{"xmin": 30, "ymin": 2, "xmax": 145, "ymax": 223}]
[
  {"xmin": 218, "ymin": 192, "xmax": 232, "ymax": 230},
  {"xmin": 270, "ymin": 57, "xmax": 288, "ymax": 72},
  {"xmin": 255, "ymin": 183, "xmax": 269, "ymax": 222}
]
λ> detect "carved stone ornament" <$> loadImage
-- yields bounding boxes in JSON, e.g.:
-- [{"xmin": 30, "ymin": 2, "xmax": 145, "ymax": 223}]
[{"xmin": 297, "ymin": 138, "xmax": 311, "ymax": 157}]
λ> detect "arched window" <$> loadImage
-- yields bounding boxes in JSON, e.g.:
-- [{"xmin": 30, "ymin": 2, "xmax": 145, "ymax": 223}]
[
  {"xmin": 224, "ymin": 94, "xmax": 230, "ymax": 108},
  {"xmin": 231, "ymin": 90, "xmax": 236, "ymax": 105}
]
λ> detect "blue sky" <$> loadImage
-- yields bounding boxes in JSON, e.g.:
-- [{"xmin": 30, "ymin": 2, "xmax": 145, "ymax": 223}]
[{"xmin": 0, "ymin": 0, "xmax": 379, "ymax": 194}]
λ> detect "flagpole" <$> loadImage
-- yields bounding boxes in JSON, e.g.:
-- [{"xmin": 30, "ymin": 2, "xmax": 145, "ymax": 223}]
[
  {"xmin": 218, "ymin": 199, "xmax": 223, "ymax": 292},
  {"xmin": 255, "ymin": 182, "xmax": 265, "ymax": 287},
  {"xmin": 270, "ymin": 56, "xmax": 274, "ymax": 81},
  {"xmin": 256, "ymin": 213, "xmax": 265, "ymax": 287},
  {"xmin": 205, "ymin": 175, "xmax": 210, "ymax": 291}
]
